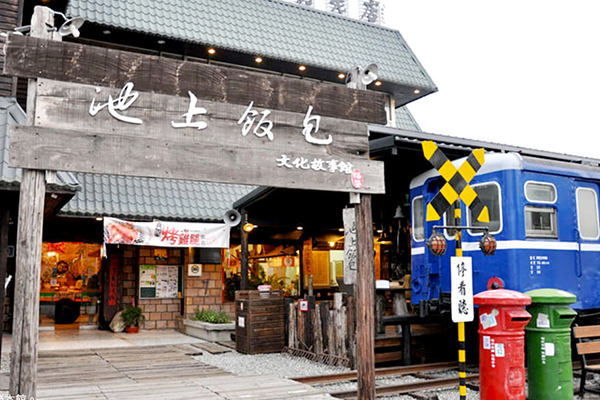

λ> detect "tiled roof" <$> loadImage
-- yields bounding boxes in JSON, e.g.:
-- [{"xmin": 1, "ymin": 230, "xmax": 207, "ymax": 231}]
[
  {"xmin": 59, "ymin": 173, "xmax": 256, "ymax": 222},
  {"xmin": 66, "ymin": 0, "xmax": 437, "ymax": 99},
  {"xmin": 0, "ymin": 97, "xmax": 79, "ymax": 192},
  {"xmin": 395, "ymin": 107, "xmax": 421, "ymax": 131}
]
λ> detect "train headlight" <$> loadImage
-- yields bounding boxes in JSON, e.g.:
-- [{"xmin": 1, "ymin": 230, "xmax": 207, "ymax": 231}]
[
  {"xmin": 479, "ymin": 233, "xmax": 497, "ymax": 256},
  {"xmin": 426, "ymin": 231, "xmax": 447, "ymax": 256}
]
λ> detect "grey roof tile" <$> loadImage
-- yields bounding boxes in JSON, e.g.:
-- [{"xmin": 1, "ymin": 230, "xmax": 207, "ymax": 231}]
[
  {"xmin": 66, "ymin": 0, "xmax": 436, "ymax": 92},
  {"xmin": 59, "ymin": 172, "xmax": 256, "ymax": 222},
  {"xmin": 395, "ymin": 106, "xmax": 422, "ymax": 132}
]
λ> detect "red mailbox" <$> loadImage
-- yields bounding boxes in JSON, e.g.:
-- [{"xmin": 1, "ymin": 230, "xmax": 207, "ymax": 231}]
[{"xmin": 474, "ymin": 289, "xmax": 532, "ymax": 400}]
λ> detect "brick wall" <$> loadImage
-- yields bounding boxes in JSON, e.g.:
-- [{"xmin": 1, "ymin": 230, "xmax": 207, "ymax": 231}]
[
  {"xmin": 184, "ymin": 262, "xmax": 235, "ymax": 319},
  {"xmin": 119, "ymin": 246, "xmax": 233, "ymax": 329}
]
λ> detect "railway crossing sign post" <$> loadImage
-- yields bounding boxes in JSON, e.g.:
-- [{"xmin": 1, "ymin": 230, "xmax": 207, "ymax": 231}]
[{"xmin": 421, "ymin": 140, "xmax": 489, "ymax": 400}]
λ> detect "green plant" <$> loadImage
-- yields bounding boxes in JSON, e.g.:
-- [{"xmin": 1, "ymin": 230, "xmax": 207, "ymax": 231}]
[
  {"xmin": 192, "ymin": 308, "xmax": 231, "ymax": 324},
  {"xmin": 121, "ymin": 305, "xmax": 145, "ymax": 327}
]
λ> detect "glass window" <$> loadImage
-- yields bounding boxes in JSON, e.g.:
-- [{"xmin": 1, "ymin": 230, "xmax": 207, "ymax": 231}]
[
  {"xmin": 442, "ymin": 210, "xmax": 456, "ymax": 239},
  {"xmin": 525, "ymin": 206, "xmax": 557, "ymax": 238},
  {"xmin": 525, "ymin": 182, "xmax": 557, "ymax": 203},
  {"xmin": 468, "ymin": 183, "xmax": 502, "ymax": 235},
  {"xmin": 577, "ymin": 188, "xmax": 599, "ymax": 239},
  {"xmin": 412, "ymin": 196, "xmax": 424, "ymax": 242}
]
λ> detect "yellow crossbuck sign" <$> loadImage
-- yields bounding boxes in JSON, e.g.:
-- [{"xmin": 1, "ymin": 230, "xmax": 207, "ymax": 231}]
[{"xmin": 422, "ymin": 141, "xmax": 489, "ymax": 223}]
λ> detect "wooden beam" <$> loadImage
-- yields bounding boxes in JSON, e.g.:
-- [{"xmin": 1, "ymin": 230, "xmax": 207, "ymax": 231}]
[
  {"xmin": 9, "ymin": 6, "xmax": 54, "ymax": 398},
  {"xmin": 4, "ymin": 34, "xmax": 389, "ymax": 125},
  {"xmin": 0, "ymin": 207, "xmax": 9, "ymax": 355},
  {"xmin": 240, "ymin": 210, "xmax": 249, "ymax": 291},
  {"xmin": 355, "ymin": 194, "xmax": 375, "ymax": 400},
  {"xmin": 8, "ymin": 124, "xmax": 385, "ymax": 194}
]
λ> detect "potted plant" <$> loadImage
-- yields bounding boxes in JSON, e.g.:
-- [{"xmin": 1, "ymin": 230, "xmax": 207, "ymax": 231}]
[{"xmin": 121, "ymin": 305, "xmax": 145, "ymax": 333}]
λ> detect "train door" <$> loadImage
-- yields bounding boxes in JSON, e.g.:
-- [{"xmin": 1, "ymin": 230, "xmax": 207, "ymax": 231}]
[{"xmin": 574, "ymin": 183, "xmax": 600, "ymax": 310}]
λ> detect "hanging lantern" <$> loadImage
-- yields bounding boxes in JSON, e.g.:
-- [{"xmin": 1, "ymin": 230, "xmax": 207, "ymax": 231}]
[
  {"xmin": 479, "ymin": 232, "xmax": 497, "ymax": 256},
  {"xmin": 426, "ymin": 231, "xmax": 447, "ymax": 256}
]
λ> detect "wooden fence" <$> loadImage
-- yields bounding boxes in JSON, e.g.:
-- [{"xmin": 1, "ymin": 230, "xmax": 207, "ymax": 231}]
[{"xmin": 286, "ymin": 293, "xmax": 356, "ymax": 368}]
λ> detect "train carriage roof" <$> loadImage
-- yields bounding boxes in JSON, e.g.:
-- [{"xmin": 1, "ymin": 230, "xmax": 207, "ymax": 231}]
[{"xmin": 410, "ymin": 152, "xmax": 600, "ymax": 190}]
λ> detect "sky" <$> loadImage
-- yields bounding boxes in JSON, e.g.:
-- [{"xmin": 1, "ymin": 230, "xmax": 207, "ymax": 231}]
[{"xmin": 381, "ymin": 1, "xmax": 600, "ymax": 159}]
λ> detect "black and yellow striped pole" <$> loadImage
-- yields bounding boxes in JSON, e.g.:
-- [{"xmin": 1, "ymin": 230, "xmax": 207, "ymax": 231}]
[
  {"xmin": 454, "ymin": 201, "xmax": 468, "ymax": 400},
  {"xmin": 422, "ymin": 140, "xmax": 489, "ymax": 400}
]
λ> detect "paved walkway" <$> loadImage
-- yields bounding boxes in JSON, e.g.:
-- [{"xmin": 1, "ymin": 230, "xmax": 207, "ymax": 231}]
[{"xmin": 1, "ymin": 330, "xmax": 333, "ymax": 399}]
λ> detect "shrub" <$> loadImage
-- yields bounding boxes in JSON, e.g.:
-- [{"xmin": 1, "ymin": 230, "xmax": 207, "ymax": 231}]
[
  {"xmin": 192, "ymin": 308, "xmax": 231, "ymax": 324},
  {"xmin": 121, "ymin": 305, "xmax": 145, "ymax": 327}
]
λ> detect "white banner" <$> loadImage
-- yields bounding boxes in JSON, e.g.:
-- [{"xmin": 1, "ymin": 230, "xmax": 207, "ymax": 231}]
[
  {"xmin": 103, "ymin": 217, "xmax": 230, "ymax": 248},
  {"xmin": 343, "ymin": 207, "xmax": 357, "ymax": 285}
]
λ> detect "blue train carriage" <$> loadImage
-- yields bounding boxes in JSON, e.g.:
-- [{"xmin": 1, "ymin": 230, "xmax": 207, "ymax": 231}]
[{"xmin": 410, "ymin": 152, "xmax": 600, "ymax": 317}]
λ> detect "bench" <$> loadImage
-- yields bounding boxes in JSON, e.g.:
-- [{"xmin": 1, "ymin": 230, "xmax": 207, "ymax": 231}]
[{"xmin": 573, "ymin": 324, "xmax": 600, "ymax": 398}]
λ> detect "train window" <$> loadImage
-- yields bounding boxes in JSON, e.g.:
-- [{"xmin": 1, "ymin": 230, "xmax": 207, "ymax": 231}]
[
  {"xmin": 525, "ymin": 182, "xmax": 557, "ymax": 203},
  {"xmin": 576, "ymin": 188, "xmax": 599, "ymax": 240},
  {"xmin": 467, "ymin": 183, "xmax": 502, "ymax": 235},
  {"xmin": 525, "ymin": 206, "xmax": 557, "ymax": 238},
  {"xmin": 443, "ymin": 211, "xmax": 456, "ymax": 239},
  {"xmin": 412, "ymin": 196, "xmax": 424, "ymax": 242}
]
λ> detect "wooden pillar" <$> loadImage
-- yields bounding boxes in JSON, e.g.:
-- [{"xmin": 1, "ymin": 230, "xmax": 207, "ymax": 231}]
[
  {"xmin": 0, "ymin": 207, "xmax": 10, "ymax": 354},
  {"xmin": 240, "ymin": 209, "xmax": 249, "ymax": 290},
  {"xmin": 356, "ymin": 194, "xmax": 375, "ymax": 399},
  {"xmin": 9, "ymin": 6, "xmax": 56, "ymax": 398}
]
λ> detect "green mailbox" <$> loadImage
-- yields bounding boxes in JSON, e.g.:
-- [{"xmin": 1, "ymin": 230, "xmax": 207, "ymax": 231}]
[{"xmin": 525, "ymin": 288, "xmax": 577, "ymax": 400}]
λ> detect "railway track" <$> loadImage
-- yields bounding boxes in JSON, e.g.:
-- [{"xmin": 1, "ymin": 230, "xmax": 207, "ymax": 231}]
[
  {"xmin": 293, "ymin": 361, "xmax": 458, "ymax": 385},
  {"xmin": 292, "ymin": 361, "xmax": 479, "ymax": 399},
  {"xmin": 330, "ymin": 374, "xmax": 479, "ymax": 399}
]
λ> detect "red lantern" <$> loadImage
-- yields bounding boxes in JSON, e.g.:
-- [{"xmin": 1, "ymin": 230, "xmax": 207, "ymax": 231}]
[
  {"xmin": 480, "ymin": 233, "xmax": 497, "ymax": 256},
  {"xmin": 426, "ymin": 231, "xmax": 447, "ymax": 256}
]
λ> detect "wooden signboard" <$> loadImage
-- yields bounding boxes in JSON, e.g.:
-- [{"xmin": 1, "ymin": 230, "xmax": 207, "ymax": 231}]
[
  {"xmin": 8, "ymin": 77, "xmax": 386, "ymax": 193},
  {"xmin": 4, "ymin": 34, "xmax": 388, "ymax": 124}
]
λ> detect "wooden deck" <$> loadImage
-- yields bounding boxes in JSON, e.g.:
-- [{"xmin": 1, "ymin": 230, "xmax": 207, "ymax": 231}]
[{"xmin": 30, "ymin": 344, "xmax": 332, "ymax": 399}]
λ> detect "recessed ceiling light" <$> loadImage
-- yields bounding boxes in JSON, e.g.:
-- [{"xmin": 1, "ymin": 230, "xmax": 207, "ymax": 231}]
[
  {"xmin": 413, "ymin": 88, "xmax": 421, "ymax": 94},
  {"xmin": 338, "ymin": 73, "xmax": 346, "ymax": 80},
  {"xmin": 297, "ymin": 226, "xmax": 304, "ymax": 231},
  {"xmin": 374, "ymin": 81, "xmax": 382, "ymax": 87},
  {"xmin": 338, "ymin": 228, "xmax": 344, "ymax": 232},
  {"xmin": 102, "ymin": 29, "xmax": 111, "ymax": 35},
  {"xmin": 157, "ymin": 39, "xmax": 166, "ymax": 45},
  {"xmin": 255, "ymin": 56, "xmax": 263, "ymax": 64},
  {"xmin": 207, "ymin": 47, "xmax": 216, "ymax": 55},
  {"xmin": 95, "ymin": 217, "xmax": 103, "ymax": 221},
  {"xmin": 298, "ymin": 65, "xmax": 307, "ymax": 72}
]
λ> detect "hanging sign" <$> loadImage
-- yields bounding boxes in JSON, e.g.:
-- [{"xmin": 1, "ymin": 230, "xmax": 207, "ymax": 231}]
[
  {"xmin": 450, "ymin": 256, "xmax": 474, "ymax": 323},
  {"xmin": 103, "ymin": 217, "xmax": 229, "ymax": 248},
  {"xmin": 343, "ymin": 207, "xmax": 357, "ymax": 285}
]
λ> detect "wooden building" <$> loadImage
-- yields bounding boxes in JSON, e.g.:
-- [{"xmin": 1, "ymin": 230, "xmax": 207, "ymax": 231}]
[{"xmin": 0, "ymin": 0, "xmax": 440, "ymax": 336}]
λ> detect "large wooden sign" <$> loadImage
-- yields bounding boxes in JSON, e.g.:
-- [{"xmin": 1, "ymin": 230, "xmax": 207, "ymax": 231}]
[
  {"xmin": 5, "ymin": 36, "xmax": 387, "ymax": 193},
  {"xmin": 4, "ymin": 35, "xmax": 388, "ymax": 124}
]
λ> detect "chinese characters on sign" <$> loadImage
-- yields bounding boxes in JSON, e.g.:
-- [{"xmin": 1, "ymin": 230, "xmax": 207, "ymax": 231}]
[
  {"xmin": 343, "ymin": 208, "xmax": 357, "ymax": 284},
  {"xmin": 89, "ymin": 82, "xmax": 359, "ymax": 181},
  {"xmin": 450, "ymin": 256, "xmax": 474, "ymax": 323},
  {"xmin": 103, "ymin": 217, "xmax": 230, "ymax": 248}
]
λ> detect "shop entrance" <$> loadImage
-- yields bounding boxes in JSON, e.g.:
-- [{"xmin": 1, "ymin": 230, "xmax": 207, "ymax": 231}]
[{"xmin": 40, "ymin": 242, "xmax": 102, "ymax": 330}]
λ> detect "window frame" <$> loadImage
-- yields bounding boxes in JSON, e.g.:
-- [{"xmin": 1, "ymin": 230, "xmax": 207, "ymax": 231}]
[
  {"xmin": 412, "ymin": 195, "xmax": 425, "ymax": 243},
  {"xmin": 576, "ymin": 187, "xmax": 600, "ymax": 240},
  {"xmin": 467, "ymin": 181, "xmax": 503, "ymax": 236},
  {"xmin": 525, "ymin": 205, "xmax": 558, "ymax": 239},
  {"xmin": 524, "ymin": 181, "xmax": 557, "ymax": 204}
]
